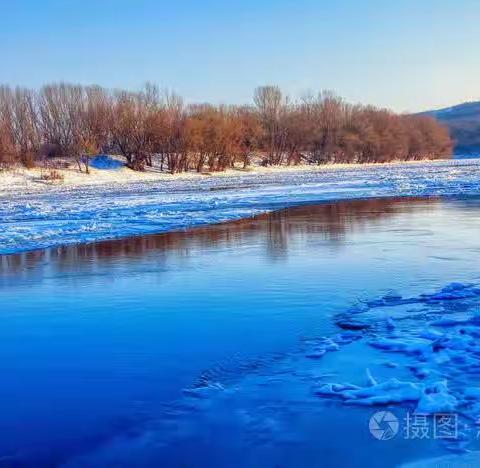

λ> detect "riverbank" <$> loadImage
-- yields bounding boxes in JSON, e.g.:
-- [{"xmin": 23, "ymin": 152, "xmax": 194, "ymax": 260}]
[
  {"xmin": 0, "ymin": 158, "xmax": 457, "ymax": 195},
  {"xmin": 1, "ymin": 158, "xmax": 480, "ymax": 255}
]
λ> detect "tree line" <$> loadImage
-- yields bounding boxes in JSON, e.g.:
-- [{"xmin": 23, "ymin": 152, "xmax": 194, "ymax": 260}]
[{"xmin": 0, "ymin": 83, "xmax": 453, "ymax": 173}]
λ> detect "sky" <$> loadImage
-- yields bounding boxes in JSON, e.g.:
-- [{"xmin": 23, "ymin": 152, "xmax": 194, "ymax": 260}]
[{"xmin": 1, "ymin": 0, "xmax": 479, "ymax": 113}]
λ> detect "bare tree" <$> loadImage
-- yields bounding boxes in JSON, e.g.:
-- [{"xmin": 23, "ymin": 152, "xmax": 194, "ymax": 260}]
[
  {"xmin": 0, "ymin": 81, "xmax": 454, "ymax": 172},
  {"xmin": 79, "ymin": 86, "xmax": 111, "ymax": 173},
  {"xmin": 0, "ymin": 86, "xmax": 41, "ymax": 167},
  {"xmin": 254, "ymin": 86, "xmax": 287, "ymax": 165}
]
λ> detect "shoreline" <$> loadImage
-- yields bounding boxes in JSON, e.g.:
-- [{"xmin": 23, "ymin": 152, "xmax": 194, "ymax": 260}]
[
  {"xmin": 1, "ymin": 195, "xmax": 443, "ymax": 258},
  {"xmin": 0, "ymin": 158, "xmax": 466, "ymax": 195},
  {"xmin": 1, "ymin": 157, "xmax": 479, "ymax": 255}
]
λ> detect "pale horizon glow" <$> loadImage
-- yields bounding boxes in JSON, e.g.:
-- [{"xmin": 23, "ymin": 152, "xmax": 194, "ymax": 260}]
[{"xmin": 1, "ymin": 0, "xmax": 479, "ymax": 113}]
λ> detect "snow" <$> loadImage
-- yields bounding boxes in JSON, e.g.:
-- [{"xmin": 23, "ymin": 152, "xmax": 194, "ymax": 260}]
[
  {"xmin": 369, "ymin": 337, "xmax": 433, "ymax": 357},
  {"xmin": 1, "ymin": 158, "xmax": 480, "ymax": 255},
  {"xmin": 416, "ymin": 381, "xmax": 459, "ymax": 414},
  {"xmin": 310, "ymin": 282, "xmax": 480, "ymax": 447},
  {"xmin": 256, "ymin": 279, "xmax": 480, "ymax": 458},
  {"xmin": 343, "ymin": 378, "xmax": 425, "ymax": 406},
  {"xmin": 315, "ymin": 375, "xmax": 456, "ymax": 411},
  {"xmin": 315, "ymin": 375, "xmax": 424, "ymax": 405}
]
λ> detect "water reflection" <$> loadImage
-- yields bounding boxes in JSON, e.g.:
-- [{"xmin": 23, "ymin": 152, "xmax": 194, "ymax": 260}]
[
  {"xmin": 0, "ymin": 194, "xmax": 478, "ymax": 467},
  {"xmin": 0, "ymin": 197, "xmax": 438, "ymax": 280}
]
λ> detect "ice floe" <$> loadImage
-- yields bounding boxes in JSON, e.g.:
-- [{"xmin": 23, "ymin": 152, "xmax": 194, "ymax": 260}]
[{"xmin": 310, "ymin": 282, "xmax": 480, "ymax": 454}]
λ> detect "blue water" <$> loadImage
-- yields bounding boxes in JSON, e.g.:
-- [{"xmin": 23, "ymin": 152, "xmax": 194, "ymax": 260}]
[{"xmin": 1, "ymin": 196, "xmax": 480, "ymax": 466}]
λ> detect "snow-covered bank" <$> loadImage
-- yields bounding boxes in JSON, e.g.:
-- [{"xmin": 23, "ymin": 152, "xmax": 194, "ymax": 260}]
[
  {"xmin": 0, "ymin": 158, "xmax": 461, "ymax": 195},
  {"xmin": 1, "ymin": 158, "xmax": 480, "ymax": 255}
]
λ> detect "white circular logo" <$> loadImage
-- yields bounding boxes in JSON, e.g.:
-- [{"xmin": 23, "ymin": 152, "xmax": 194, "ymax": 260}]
[{"xmin": 369, "ymin": 411, "xmax": 399, "ymax": 440}]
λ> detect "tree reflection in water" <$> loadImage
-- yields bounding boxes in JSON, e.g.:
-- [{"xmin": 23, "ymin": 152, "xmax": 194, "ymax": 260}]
[{"xmin": 0, "ymin": 197, "xmax": 439, "ymax": 281}]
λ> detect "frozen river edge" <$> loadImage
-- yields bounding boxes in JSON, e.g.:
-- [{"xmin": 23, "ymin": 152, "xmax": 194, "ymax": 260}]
[{"xmin": 1, "ymin": 158, "xmax": 480, "ymax": 255}]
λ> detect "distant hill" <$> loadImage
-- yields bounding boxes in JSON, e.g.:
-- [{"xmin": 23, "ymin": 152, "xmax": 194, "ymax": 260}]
[{"xmin": 421, "ymin": 101, "xmax": 480, "ymax": 156}]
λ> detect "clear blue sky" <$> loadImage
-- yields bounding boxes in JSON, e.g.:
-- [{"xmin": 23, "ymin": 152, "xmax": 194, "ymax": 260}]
[{"xmin": 1, "ymin": 0, "xmax": 479, "ymax": 112}]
